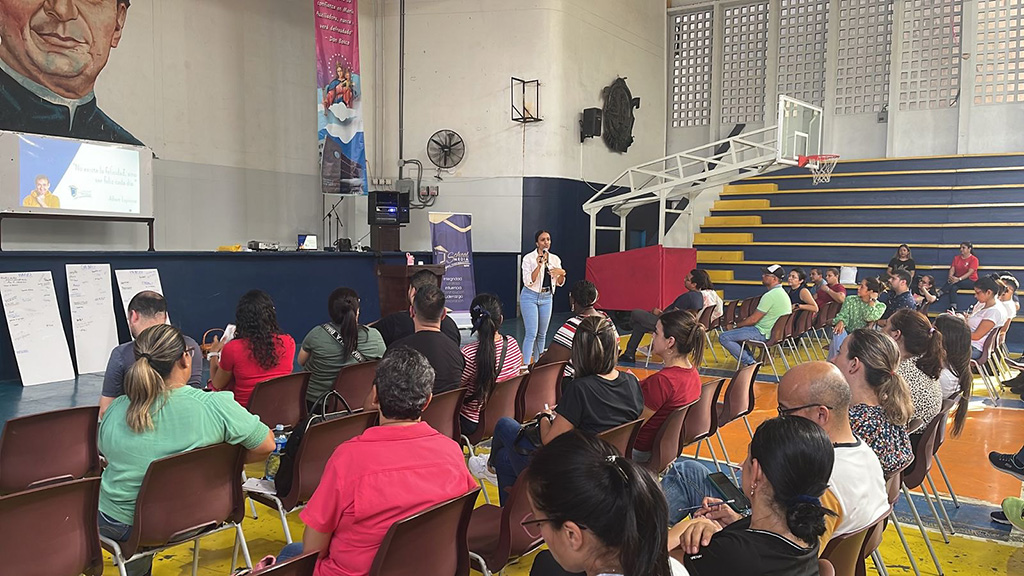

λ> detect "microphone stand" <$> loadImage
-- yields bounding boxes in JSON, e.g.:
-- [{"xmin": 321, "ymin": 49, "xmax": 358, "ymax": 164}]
[{"xmin": 322, "ymin": 194, "xmax": 346, "ymax": 250}]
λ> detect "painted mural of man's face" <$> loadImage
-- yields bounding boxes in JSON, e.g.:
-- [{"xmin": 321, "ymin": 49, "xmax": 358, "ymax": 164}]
[{"xmin": 0, "ymin": 0, "xmax": 128, "ymax": 99}]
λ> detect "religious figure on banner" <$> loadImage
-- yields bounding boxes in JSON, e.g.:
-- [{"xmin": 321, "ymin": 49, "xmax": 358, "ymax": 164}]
[{"xmin": 0, "ymin": 0, "xmax": 142, "ymax": 146}]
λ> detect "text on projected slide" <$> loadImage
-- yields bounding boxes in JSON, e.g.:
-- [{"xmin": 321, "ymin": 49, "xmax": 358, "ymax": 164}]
[{"xmin": 19, "ymin": 134, "xmax": 141, "ymax": 214}]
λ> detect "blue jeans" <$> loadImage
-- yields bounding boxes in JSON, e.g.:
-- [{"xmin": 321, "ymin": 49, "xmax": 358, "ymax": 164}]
[
  {"xmin": 828, "ymin": 329, "xmax": 848, "ymax": 362},
  {"xmin": 520, "ymin": 288, "xmax": 553, "ymax": 364},
  {"xmin": 718, "ymin": 326, "xmax": 766, "ymax": 366},
  {"xmin": 99, "ymin": 511, "xmax": 152, "ymax": 576},
  {"xmin": 972, "ymin": 346, "xmax": 982, "ymax": 360},
  {"xmin": 661, "ymin": 459, "xmax": 718, "ymax": 524},
  {"xmin": 939, "ymin": 278, "xmax": 974, "ymax": 311},
  {"xmin": 277, "ymin": 542, "xmax": 305, "ymax": 563},
  {"xmin": 488, "ymin": 417, "xmax": 536, "ymax": 505}
]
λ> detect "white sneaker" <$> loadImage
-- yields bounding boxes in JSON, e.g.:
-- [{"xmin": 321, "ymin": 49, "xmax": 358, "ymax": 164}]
[{"xmin": 467, "ymin": 454, "xmax": 498, "ymax": 485}]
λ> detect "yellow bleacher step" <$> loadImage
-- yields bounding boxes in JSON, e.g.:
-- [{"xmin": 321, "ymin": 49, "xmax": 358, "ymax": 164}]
[
  {"xmin": 706, "ymin": 269, "xmax": 734, "ymax": 282},
  {"xmin": 713, "ymin": 199, "xmax": 770, "ymax": 210},
  {"xmin": 703, "ymin": 215, "xmax": 761, "ymax": 226},
  {"xmin": 697, "ymin": 250, "xmax": 744, "ymax": 263},
  {"xmin": 693, "ymin": 232, "xmax": 752, "ymax": 245},
  {"xmin": 722, "ymin": 183, "xmax": 778, "ymax": 195}
]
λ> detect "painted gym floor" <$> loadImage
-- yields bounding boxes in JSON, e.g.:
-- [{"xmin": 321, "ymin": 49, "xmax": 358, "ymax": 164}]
[{"xmin": 0, "ymin": 317, "xmax": 1021, "ymax": 574}]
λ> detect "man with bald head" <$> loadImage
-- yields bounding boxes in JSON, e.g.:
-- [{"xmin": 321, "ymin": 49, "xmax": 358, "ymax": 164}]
[
  {"xmin": 99, "ymin": 290, "xmax": 202, "ymax": 417},
  {"xmin": 662, "ymin": 362, "xmax": 888, "ymax": 547}
]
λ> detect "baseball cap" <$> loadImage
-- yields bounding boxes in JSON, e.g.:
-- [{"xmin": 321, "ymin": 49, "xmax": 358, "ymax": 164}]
[{"xmin": 761, "ymin": 264, "xmax": 786, "ymax": 280}]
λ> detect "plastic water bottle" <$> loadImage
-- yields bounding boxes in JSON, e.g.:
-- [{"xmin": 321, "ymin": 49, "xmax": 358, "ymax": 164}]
[{"xmin": 265, "ymin": 424, "xmax": 287, "ymax": 480}]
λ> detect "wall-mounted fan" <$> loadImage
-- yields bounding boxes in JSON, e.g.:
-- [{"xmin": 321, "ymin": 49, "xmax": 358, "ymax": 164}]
[{"xmin": 426, "ymin": 129, "xmax": 465, "ymax": 178}]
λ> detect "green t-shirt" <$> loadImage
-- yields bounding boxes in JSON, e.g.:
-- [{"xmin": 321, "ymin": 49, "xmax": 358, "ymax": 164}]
[
  {"xmin": 98, "ymin": 386, "xmax": 269, "ymax": 524},
  {"xmin": 300, "ymin": 324, "xmax": 386, "ymax": 402},
  {"xmin": 755, "ymin": 285, "xmax": 792, "ymax": 338}
]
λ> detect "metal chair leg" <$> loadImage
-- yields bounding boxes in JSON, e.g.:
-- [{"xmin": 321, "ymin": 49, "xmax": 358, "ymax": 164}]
[
  {"xmin": 705, "ymin": 438, "xmax": 723, "ymax": 473},
  {"xmin": 192, "ymin": 541, "xmax": 200, "ymax": 576},
  {"xmin": 871, "ymin": 549, "xmax": 889, "ymax": 576},
  {"xmin": 902, "ymin": 485, "xmax": 945, "ymax": 575},
  {"xmin": 705, "ymin": 332, "xmax": 719, "ymax": 363},
  {"xmin": 934, "ymin": 455, "xmax": 959, "ymax": 508},
  {"xmin": 890, "ymin": 511, "xmax": 921, "ymax": 576},
  {"xmin": 775, "ymin": 344, "xmax": 791, "ymax": 370},
  {"xmin": 277, "ymin": 502, "xmax": 294, "ymax": 544},
  {"xmin": 742, "ymin": 415, "xmax": 754, "ymax": 439},
  {"xmin": 917, "ymin": 482, "xmax": 950, "ymax": 543},
  {"xmin": 926, "ymin": 473, "xmax": 955, "ymax": 535},
  {"xmin": 716, "ymin": 430, "xmax": 740, "ymax": 486},
  {"xmin": 235, "ymin": 523, "xmax": 253, "ymax": 569}
]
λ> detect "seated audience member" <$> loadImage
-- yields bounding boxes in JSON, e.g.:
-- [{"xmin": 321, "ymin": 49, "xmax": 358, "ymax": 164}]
[
  {"xmin": 833, "ymin": 329, "xmax": 914, "ymax": 476},
  {"xmin": 100, "ymin": 290, "xmax": 202, "ymax": 418},
  {"xmin": 915, "ymin": 274, "xmax": 939, "ymax": 309},
  {"xmin": 881, "ymin": 269, "xmax": 916, "ymax": 321},
  {"xmin": 881, "ymin": 309, "xmax": 944, "ymax": 424},
  {"xmin": 663, "ymin": 362, "xmax": 888, "ymax": 545},
  {"xmin": 719, "ymin": 265, "xmax": 791, "ymax": 366},
  {"xmin": 963, "ymin": 275, "xmax": 1007, "ymax": 360},
  {"xmin": 297, "ymin": 287, "xmax": 385, "ymax": 407},
  {"xmin": 810, "ymin": 267, "xmax": 846, "ymax": 309},
  {"xmin": 277, "ymin": 346, "xmax": 479, "ymax": 575},
  {"xmin": 544, "ymin": 280, "xmax": 613, "ymax": 377},
  {"xmin": 458, "ymin": 294, "xmax": 523, "ymax": 436},
  {"xmin": 668, "ymin": 416, "xmax": 834, "ymax": 575},
  {"xmin": 829, "ymin": 277, "xmax": 885, "ymax": 361},
  {"xmin": 936, "ymin": 242, "xmax": 979, "ymax": 311},
  {"xmin": 208, "ymin": 290, "xmax": 296, "ymax": 407},
  {"xmin": 621, "ymin": 269, "xmax": 721, "ymax": 363},
  {"xmin": 525, "ymin": 432, "xmax": 685, "ymax": 576},
  {"xmin": 786, "ymin": 267, "xmax": 819, "ymax": 320},
  {"xmin": 933, "ymin": 314, "xmax": 973, "ymax": 435},
  {"xmin": 99, "ymin": 325, "xmax": 274, "ymax": 576},
  {"xmin": 372, "ymin": 269, "xmax": 461, "ymax": 347},
  {"xmin": 393, "ymin": 285, "xmax": 465, "ymax": 394},
  {"xmin": 632, "ymin": 310, "xmax": 705, "ymax": 464},
  {"xmin": 997, "ymin": 274, "xmax": 1019, "ymax": 324},
  {"xmin": 470, "ymin": 316, "xmax": 643, "ymax": 504},
  {"xmin": 887, "ymin": 244, "xmax": 916, "ymax": 278}
]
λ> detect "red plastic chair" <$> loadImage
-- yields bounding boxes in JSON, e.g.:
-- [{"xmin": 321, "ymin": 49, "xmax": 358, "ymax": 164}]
[
  {"xmin": 258, "ymin": 551, "xmax": 318, "ymax": 575},
  {"xmin": 515, "ymin": 361, "xmax": 567, "ymax": 422},
  {"xmin": 681, "ymin": 377, "xmax": 733, "ymax": 482},
  {"xmin": 716, "ymin": 361, "xmax": 761, "ymax": 441},
  {"xmin": 641, "ymin": 401, "xmax": 696, "ymax": 475},
  {"xmin": 596, "ymin": 418, "xmax": 644, "ymax": 459},
  {"xmin": 737, "ymin": 314, "xmax": 793, "ymax": 375},
  {"xmin": 247, "ymin": 372, "xmax": 310, "ymax": 430},
  {"xmin": 0, "ymin": 405, "xmax": 101, "ymax": 495},
  {"xmin": 462, "ymin": 375, "xmax": 526, "ymax": 455},
  {"xmin": 468, "ymin": 476, "xmax": 544, "ymax": 576},
  {"xmin": 333, "ymin": 360, "xmax": 380, "ymax": 409},
  {"xmin": 421, "ymin": 387, "xmax": 469, "ymax": 442}
]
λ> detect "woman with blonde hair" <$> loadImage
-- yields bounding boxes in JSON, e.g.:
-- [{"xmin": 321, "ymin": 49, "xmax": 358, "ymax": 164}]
[
  {"xmin": 832, "ymin": 328, "xmax": 914, "ymax": 476},
  {"xmin": 99, "ymin": 324, "xmax": 274, "ymax": 576}
]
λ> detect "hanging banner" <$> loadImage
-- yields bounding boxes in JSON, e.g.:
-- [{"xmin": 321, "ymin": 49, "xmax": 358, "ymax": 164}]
[
  {"xmin": 429, "ymin": 212, "xmax": 477, "ymax": 312},
  {"xmin": 315, "ymin": 0, "xmax": 367, "ymax": 195}
]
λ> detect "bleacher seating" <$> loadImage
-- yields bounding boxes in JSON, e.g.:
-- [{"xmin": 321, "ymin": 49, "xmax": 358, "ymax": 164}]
[{"xmin": 693, "ymin": 153, "xmax": 1024, "ymax": 348}]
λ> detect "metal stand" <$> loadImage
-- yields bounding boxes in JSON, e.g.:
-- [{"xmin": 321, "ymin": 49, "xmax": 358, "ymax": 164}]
[{"xmin": 322, "ymin": 194, "xmax": 345, "ymax": 250}]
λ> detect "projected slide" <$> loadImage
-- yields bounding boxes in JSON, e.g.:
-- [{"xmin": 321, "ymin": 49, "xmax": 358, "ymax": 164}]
[{"xmin": 18, "ymin": 135, "xmax": 141, "ymax": 214}]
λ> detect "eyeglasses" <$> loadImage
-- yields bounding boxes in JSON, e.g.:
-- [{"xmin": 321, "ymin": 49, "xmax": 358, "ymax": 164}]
[
  {"xmin": 777, "ymin": 403, "xmax": 832, "ymax": 416},
  {"xmin": 184, "ymin": 348, "xmax": 194, "ymax": 358}
]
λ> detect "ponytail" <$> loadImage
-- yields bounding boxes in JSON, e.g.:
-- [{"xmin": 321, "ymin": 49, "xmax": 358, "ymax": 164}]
[
  {"xmin": 328, "ymin": 287, "xmax": 361, "ymax": 359},
  {"xmin": 933, "ymin": 314, "xmax": 973, "ymax": 436},
  {"xmin": 889, "ymin": 309, "xmax": 945, "ymax": 379},
  {"xmin": 468, "ymin": 294, "xmax": 503, "ymax": 403},
  {"xmin": 846, "ymin": 330, "xmax": 913, "ymax": 426},
  {"xmin": 526, "ymin": 432, "xmax": 672, "ymax": 576},
  {"xmin": 124, "ymin": 324, "xmax": 187, "ymax": 433},
  {"xmin": 658, "ymin": 309, "xmax": 706, "ymax": 365}
]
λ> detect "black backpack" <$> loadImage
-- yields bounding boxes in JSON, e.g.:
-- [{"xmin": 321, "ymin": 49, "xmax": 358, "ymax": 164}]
[{"xmin": 274, "ymin": 389, "xmax": 353, "ymax": 498}]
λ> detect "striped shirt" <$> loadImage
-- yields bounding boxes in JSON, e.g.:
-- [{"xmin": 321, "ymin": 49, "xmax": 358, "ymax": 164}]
[{"xmin": 459, "ymin": 335, "xmax": 523, "ymax": 424}]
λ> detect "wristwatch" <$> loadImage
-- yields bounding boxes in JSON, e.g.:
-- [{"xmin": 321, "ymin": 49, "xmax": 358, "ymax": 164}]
[{"xmin": 208, "ymin": 352, "xmax": 221, "ymax": 360}]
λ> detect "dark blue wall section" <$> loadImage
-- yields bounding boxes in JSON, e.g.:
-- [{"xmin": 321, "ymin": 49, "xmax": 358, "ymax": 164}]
[
  {"xmin": 0, "ymin": 250, "xmax": 520, "ymax": 383},
  {"xmin": 521, "ymin": 177, "xmax": 619, "ymax": 313}
]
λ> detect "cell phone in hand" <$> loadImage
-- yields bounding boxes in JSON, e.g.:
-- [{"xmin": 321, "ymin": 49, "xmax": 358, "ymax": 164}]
[
  {"xmin": 222, "ymin": 324, "xmax": 236, "ymax": 344},
  {"xmin": 708, "ymin": 472, "xmax": 752, "ymax": 515}
]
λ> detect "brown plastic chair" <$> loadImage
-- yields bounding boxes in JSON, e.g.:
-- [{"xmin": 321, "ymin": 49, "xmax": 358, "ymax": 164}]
[
  {"xmin": 100, "ymin": 443, "xmax": 253, "ymax": 576},
  {"xmin": 247, "ymin": 371, "xmax": 311, "ymax": 430},
  {"xmin": 248, "ymin": 410, "xmax": 378, "ymax": 543},
  {"xmin": 719, "ymin": 300, "xmax": 739, "ymax": 331},
  {"xmin": 930, "ymin": 394, "xmax": 962, "ymax": 509},
  {"xmin": 421, "ymin": 387, "xmax": 469, "ymax": 441},
  {"xmin": 368, "ymin": 488, "xmax": 480, "ymax": 576},
  {"xmin": 333, "ymin": 360, "xmax": 380, "ymax": 409},
  {"xmin": 515, "ymin": 361, "xmax": 568, "ymax": 422},
  {"xmin": 682, "ymin": 377, "xmax": 732, "ymax": 481},
  {"xmin": 596, "ymin": 418, "xmax": 644, "ymax": 459},
  {"xmin": 535, "ymin": 343, "xmax": 571, "ymax": 367},
  {"xmin": 737, "ymin": 314, "xmax": 793, "ymax": 375},
  {"xmin": 819, "ymin": 559, "xmax": 836, "ymax": 576},
  {"xmin": 0, "ymin": 476, "xmax": 103, "ymax": 575},
  {"xmin": 0, "ymin": 405, "xmax": 101, "ymax": 495},
  {"xmin": 970, "ymin": 326, "xmax": 1003, "ymax": 402},
  {"xmin": 716, "ymin": 362, "xmax": 762, "ymax": 441},
  {"xmin": 821, "ymin": 523, "xmax": 872, "ymax": 576},
  {"xmin": 258, "ymin": 551, "xmax": 318, "ymax": 575},
  {"xmin": 468, "ymin": 475, "xmax": 544, "ymax": 576},
  {"xmin": 641, "ymin": 401, "xmax": 696, "ymax": 475},
  {"xmin": 785, "ymin": 308, "xmax": 820, "ymax": 362},
  {"xmin": 695, "ymin": 306, "xmax": 720, "ymax": 362},
  {"xmin": 462, "ymin": 375, "xmax": 526, "ymax": 453}
]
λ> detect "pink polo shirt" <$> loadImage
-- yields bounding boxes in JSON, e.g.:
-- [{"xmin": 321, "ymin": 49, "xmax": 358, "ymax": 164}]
[{"xmin": 300, "ymin": 422, "xmax": 479, "ymax": 576}]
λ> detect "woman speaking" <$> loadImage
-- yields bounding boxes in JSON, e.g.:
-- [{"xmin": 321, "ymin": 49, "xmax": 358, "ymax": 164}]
[{"xmin": 521, "ymin": 230, "xmax": 566, "ymax": 365}]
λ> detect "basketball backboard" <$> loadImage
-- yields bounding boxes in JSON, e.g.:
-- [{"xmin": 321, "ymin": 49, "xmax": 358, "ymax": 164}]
[{"xmin": 776, "ymin": 95, "xmax": 823, "ymax": 166}]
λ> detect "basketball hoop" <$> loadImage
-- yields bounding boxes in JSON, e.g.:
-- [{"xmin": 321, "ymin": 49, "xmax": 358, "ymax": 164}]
[{"xmin": 798, "ymin": 154, "xmax": 840, "ymax": 185}]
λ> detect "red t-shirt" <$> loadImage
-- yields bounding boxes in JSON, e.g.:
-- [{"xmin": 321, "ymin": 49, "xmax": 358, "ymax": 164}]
[
  {"xmin": 300, "ymin": 422, "xmax": 479, "ymax": 576},
  {"xmin": 219, "ymin": 335, "xmax": 296, "ymax": 407},
  {"xmin": 814, "ymin": 283, "xmax": 846, "ymax": 310},
  {"xmin": 634, "ymin": 365, "xmax": 702, "ymax": 452},
  {"xmin": 952, "ymin": 254, "xmax": 979, "ymax": 282}
]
